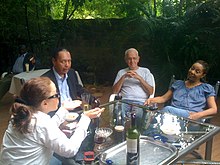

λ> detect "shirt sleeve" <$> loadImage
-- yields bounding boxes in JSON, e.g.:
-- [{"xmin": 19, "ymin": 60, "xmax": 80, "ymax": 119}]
[
  {"xmin": 145, "ymin": 71, "xmax": 154, "ymax": 87},
  {"xmin": 203, "ymin": 83, "xmax": 216, "ymax": 98},
  {"xmin": 51, "ymin": 107, "xmax": 69, "ymax": 127},
  {"xmin": 170, "ymin": 80, "xmax": 183, "ymax": 91},
  {"xmin": 113, "ymin": 71, "xmax": 122, "ymax": 85},
  {"xmin": 39, "ymin": 114, "xmax": 91, "ymax": 158}
]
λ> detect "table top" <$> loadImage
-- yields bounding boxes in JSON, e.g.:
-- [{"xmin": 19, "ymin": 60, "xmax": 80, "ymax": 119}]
[
  {"xmin": 96, "ymin": 100, "xmax": 220, "ymax": 164},
  {"xmin": 13, "ymin": 69, "xmax": 49, "ymax": 80},
  {"xmin": 9, "ymin": 69, "xmax": 50, "ymax": 95}
]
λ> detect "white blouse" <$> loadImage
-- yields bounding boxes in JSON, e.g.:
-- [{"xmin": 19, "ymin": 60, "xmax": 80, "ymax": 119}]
[{"xmin": 0, "ymin": 107, "xmax": 91, "ymax": 165}]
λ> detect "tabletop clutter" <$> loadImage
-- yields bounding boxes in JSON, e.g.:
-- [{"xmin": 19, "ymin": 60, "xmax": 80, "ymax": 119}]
[
  {"xmin": 160, "ymin": 113, "xmax": 181, "ymax": 135},
  {"xmin": 57, "ymin": 96, "xmax": 220, "ymax": 164}
]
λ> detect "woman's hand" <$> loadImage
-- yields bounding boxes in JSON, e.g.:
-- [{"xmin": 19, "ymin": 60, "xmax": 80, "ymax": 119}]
[
  {"xmin": 188, "ymin": 112, "xmax": 202, "ymax": 120},
  {"xmin": 84, "ymin": 107, "xmax": 105, "ymax": 119},
  {"xmin": 144, "ymin": 90, "xmax": 173, "ymax": 106}
]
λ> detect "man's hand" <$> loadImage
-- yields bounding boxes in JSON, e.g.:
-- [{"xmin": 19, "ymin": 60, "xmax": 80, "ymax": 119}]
[{"xmin": 126, "ymin": 70, "xmax": 141, "ymax": 80}]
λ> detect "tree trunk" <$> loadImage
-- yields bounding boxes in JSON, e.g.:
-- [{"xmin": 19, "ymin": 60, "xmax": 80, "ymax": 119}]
[
  {"xmin": 153, "ymin": 0, "xmax": 157, "ymax": 17},
  {"xmin": 179, "ymin": 0, "xmax": 184, "ymax": 16},
  {"xmin": 56, "ymin": 1, "xmax": 79, "ymax": 47},
  {"xmin": 24, "ymin": 1, "xmax": 32, "ymax": 50},
  {"xmin": 63, "ymin": 0, "xmax": 70, "ymax": 20},
  {"xmin": 162, "ymin": 0, "xmax": 165, "ymax": 16}
]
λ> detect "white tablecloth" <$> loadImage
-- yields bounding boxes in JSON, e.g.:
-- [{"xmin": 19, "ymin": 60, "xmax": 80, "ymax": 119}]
[{"xmin": 9, "ymin": 69, "xmax": 50, "ymax": 96}]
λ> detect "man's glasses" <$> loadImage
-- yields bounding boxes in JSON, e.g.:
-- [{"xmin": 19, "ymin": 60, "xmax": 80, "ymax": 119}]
[{"xmin": 47, "ymin": 93, "xmax": 60, "ymax": 99}]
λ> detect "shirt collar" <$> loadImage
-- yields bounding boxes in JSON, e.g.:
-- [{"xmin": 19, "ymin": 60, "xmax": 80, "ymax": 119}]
[
  {"xmin": 52, "ymin": 67, "xmax": 68, "ymax": 81},
  {"xmin": 21, "ymin": 52, "xmax": 28, "ymax": 57},
  {"xmin": 32, "ymin": 111, "xmax": 51, "ymax": 120}
]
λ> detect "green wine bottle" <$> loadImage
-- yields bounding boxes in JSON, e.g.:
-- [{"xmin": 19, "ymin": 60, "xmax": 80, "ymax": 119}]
[{"xmin": 126, "ymin": 113, "xmax": 140, "ymax": 165}]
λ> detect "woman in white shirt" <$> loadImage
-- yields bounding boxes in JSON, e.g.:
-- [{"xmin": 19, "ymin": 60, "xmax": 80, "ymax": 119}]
[{"xmin": 0, "ymin": 77, "xmax": 104, "ymax": 165}]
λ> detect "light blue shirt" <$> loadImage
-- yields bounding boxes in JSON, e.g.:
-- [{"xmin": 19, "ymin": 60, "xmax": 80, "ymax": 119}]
[
  {"xmin": 53, "ymin": 67, "xmax": 71, "ymax": 103},
  {"xmin": 170, "ymin": 80, "xmax": 216, "ymax": 112},
  {"xmin": 12, "ymin": 52, "xmax": 27, "ymax": 73}
]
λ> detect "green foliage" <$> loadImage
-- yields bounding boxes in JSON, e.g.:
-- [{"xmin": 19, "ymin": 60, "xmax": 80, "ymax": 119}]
[
  {"xmin": 139, "ymin": 1, "xmax": 220, "ymax": 94},
  {"xmin": 0, "ymin": 0, "xmax": 220, "ymax": 91}
]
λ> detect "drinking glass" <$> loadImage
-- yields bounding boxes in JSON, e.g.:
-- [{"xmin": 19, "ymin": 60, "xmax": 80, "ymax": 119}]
[
  {"xmin": 94, "ymin": 128, "xmax": 113, "ymax": 152},
  {"xmin": 25, "ymin": 63, "xmax": 29, "ymax": 72},
  {"xmin": 94, "ymin": 133, "xmax": 106, "ymax": 151},
  {"xmin": 81, "ymin": 93, "xmax": 91, "ymax": 111}
]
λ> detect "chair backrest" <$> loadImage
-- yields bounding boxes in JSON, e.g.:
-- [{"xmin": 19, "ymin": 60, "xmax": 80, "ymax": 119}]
[
  {"xmin": 204, "ymin": 80, "xmax": 219, "ymax": 122},
  {"xmin": 214, "ymin": 81, "xmax": 220, "ymax": 98},
  {"xmin": 164, "ymin": 75, "xmax": 176, "ymax": 106},
  {"xmin": 1, "ymin": 72, "xmax": 8, "ymax": 79},
  {"xmin": 149, "ymin": 73, "xmax": 155, "ymax": 98},
  {"xmin": 75, "ymin": 71, "xmax": 83, "ymax": 87},
  {"xmin": 168, "ymin": 75, "xmax": 176, "ymax": 89},
  {"xmin": 109, "ymin": 93, "xmax": 117, "ymax": 102}
]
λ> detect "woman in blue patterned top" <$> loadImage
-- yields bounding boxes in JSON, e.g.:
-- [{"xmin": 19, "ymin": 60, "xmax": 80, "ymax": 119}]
[{"xmin": 145, "ymin": 60, "xmax": 217, "ymax": 121}]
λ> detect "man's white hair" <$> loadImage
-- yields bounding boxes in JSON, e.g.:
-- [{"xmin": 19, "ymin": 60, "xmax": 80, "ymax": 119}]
[{"xmin": 124, "ymin": 48, "xmax": 139, "ymax": 59}]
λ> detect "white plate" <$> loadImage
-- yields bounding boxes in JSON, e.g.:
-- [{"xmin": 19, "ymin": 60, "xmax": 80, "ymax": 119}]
[
  {"xmin": 65, "ymin": 112, "xmax": 79, "ymax": 122},
  {"xmin": 66, "ymin": 122, "xmax": 78, "ymax": 130},
  {"xmin": 160, "ymin": 124, "xmax": 180, "ymax": 135},
  {"xmin": 63, "ymin": 100, "xmax": 82, "ymax": 110}
]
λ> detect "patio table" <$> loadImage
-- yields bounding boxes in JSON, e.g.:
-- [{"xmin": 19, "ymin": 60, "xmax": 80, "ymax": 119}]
[
  {"xmin": 60, "ymin": 100, "xmax": 220, "ymax": 164},
  {"xmin": 9, "ymin": 69, "xmax": 49, "ymax": 96}
]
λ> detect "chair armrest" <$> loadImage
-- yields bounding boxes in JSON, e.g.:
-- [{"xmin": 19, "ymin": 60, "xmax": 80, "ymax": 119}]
[
  {"xmin": 202, "ymin": 115, "xmax": 215, "ymax": 123},
  {"xmin": 109, "ymin": 94, "xmax": 116, "ymax": 102}
]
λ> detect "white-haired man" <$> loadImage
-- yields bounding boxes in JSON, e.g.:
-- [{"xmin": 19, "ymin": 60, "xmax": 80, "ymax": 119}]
[{"xmin": 113, "ymin": 48, "xmax": 155, "ymax": 129}]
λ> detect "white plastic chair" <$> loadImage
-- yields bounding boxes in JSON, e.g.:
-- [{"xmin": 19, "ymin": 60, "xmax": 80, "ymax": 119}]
[
  {"xmin": 75, "ymin": 71, "xmax": 83, "ymax": 87},
  {"xmin": 1, "ymin": 72, "xmax": 8, "ymax": 79},
  {"xmin": 149, "ymin": 73, "xmax": 155, "ymax": 98}
]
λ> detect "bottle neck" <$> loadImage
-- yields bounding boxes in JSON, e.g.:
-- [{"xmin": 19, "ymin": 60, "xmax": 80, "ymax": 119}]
[{"xmin": 131, "ymin": 113, "xmax": 136, "ymax": 128}]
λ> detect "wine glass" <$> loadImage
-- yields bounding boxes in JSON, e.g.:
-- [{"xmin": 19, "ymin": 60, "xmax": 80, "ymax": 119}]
[{"xmin": 94, "ymin": 127, "xmax": 113, "ymax": 152}]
